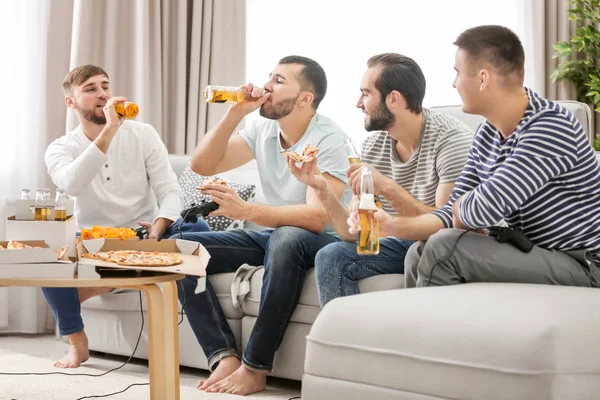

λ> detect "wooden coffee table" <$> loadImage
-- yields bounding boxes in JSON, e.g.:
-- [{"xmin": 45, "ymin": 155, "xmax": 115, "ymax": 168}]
[{"xmin": 0, "ymin": 263, "xmax": 185, "ymax": 400}]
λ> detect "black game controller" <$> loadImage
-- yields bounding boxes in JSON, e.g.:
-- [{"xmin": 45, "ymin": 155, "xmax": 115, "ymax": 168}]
[
  {"xmin": 488, "ymin": 227, "xmax": 534, "ymax": 253},
  {"xmin": 134, "ymin": 226, "xmax": 149, "ymax": 239},
  {"xmin": 181, "ymin": 200, "xmax": 220, "ymax": 223}
]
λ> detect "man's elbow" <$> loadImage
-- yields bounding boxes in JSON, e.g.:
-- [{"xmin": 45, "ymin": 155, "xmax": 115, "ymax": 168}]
[{"xmin": 190, "ymin": 158, "xmax": 216, "ymax": 176}]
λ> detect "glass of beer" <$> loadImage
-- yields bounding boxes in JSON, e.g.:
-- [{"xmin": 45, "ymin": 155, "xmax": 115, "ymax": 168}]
[
  {"xmin": 357, "ymin": 167, "xmax": 380, "ymax": 255},
  {"xmin": 204, "ymin": 85, "xmax": 246, "ymax": 103},
  {"xmin": 55, "ymin": 189, "xmax": 68, "ymax": 221},
  {"xmin": 344, "ymin": 139, "xmax": 361, "ymax": 165}
]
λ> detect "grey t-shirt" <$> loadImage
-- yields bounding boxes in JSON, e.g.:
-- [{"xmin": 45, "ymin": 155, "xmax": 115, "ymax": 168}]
[
  {"xmin": 361, "ymin": 108, "xmax": 473, "ymax": 214},
  {"xmin": 239, "ymin": 113, "xmax": 353, "ymax": 235}
]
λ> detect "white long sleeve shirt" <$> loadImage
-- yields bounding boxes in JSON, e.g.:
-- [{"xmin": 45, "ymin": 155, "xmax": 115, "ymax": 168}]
[{"xmin": 45, "ymin": 120, "xmax": 184, "ymax": 230}]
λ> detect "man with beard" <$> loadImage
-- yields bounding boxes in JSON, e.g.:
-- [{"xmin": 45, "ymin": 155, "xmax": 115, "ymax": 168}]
[
  {"xmin": 288, "ymin": 53, "xmax": 473, "ymax": 306},
  {"xmin": 176, "ymin": 55, "xmax": 352, "ymax": 395},
  {"xmin": 43, "ymin": 65, "xmax": 210, "ymax": 369}
]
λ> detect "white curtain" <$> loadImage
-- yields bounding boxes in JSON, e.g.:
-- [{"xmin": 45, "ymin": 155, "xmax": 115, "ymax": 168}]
[
  {"xmin": 246, "ymin": 0, "xmax": 530, "ymax": 145},
  {"xmin": 67, "ymin": 0, "xmax": 246, "ymax": 154},
  {"xmin": 0, "ymin": 0, "xmax": 61, "ymax": 333}
]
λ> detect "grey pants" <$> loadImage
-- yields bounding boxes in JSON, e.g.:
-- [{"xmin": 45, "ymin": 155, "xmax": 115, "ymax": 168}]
[{"xmin": 405, "ymin": 228, "xmax": 600, "ymax": 288}]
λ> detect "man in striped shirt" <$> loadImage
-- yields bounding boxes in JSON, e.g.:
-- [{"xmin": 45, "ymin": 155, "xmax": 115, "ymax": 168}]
[
  {"xmin": 289, "ymin": 53, "xmax": 473, "ymax": 306},
  {"xmin": 358, "ymin": 25, "xmax": 600, "ymax": 288}
]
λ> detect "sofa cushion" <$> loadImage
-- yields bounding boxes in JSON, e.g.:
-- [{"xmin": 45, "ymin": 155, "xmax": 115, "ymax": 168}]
[
  {"xmin": 305, "ymin": 283, "xmax": 600, "ymax": 400},
  {"xmin": 432, "ymin": 101, "xmax": 593, "ymax": 143},
  {"xmin": 178, "ymin": 166, "xmax": 256, "ymax": 231},
  {"xmin": 81, "ymin": 272, "xmax": 243, "ymax": 319},
  {"xmin": 242, "ymin": 268, "xmax": 405, "ymax": 324}
]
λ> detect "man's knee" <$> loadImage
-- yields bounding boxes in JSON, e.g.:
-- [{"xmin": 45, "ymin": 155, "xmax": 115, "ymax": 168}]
[{"xmin": 314, "ymin": 242, "xmax": 350, "ymax": 281}]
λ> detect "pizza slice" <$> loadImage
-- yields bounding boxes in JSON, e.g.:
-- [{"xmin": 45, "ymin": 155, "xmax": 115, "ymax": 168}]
[
  {"xmin": 7, "ymin": 240, "xmax": 32, "ymax": 250},
  {"xmin": 81, "ymin": 251, "xmax": 113, "ymax": 262},
  {"xmin": 281, "ymin": 144, "xmax": 319, "ymax": 163},
  {"xmin": 197, "ymin": 176, "xmax": 229, "ymax": 189},
  {"xmin": 301, "ymin": 144, "xmax": 319, "ymax": 161}
]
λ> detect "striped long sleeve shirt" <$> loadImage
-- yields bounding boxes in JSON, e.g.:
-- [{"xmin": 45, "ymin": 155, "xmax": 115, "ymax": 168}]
[{"xmin": 433, "ymin": 88, "xmax": 600, "ymax": 265}]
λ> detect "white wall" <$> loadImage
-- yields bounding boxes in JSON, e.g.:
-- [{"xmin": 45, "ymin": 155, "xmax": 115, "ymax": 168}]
[{"xmin": 246, "ymin": 0, "xmax": 533, "ymax": 143}]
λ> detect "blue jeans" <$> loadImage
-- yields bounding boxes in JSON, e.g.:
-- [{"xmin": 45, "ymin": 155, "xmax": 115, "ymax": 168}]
[
  {"xmin": 174, "ymin": 226, "xmax": 339, "ymax": 372},
  {"xmin": 42, "ymin": 218, "xmax": 210, "ymax": 336},
  {"xmin": 314, "ymin": 237, "xmax": 414, "ymax": 307}
]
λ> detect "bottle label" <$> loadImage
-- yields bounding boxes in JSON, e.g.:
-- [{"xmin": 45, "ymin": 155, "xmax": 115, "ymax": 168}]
[{"xmin": 358, "ymin": 193, "xmax": 378, "ymax": 210}]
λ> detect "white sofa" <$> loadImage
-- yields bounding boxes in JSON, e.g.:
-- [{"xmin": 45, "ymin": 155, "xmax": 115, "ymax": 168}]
[
  {"xmin": 76, "ymin": 101, "xmax": 595, "ymax": 383},
  {"xmin": 302, "ymin": 101, "xmax": 600, "ymax": 399}
]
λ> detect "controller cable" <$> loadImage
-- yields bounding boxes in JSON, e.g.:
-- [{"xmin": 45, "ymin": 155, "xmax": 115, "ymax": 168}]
[{"xmin": 0, "ymin": 284, "xmax": 189, "ymax": 398}]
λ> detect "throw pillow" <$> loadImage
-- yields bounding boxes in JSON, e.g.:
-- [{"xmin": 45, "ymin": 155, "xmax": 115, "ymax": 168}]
[{"xmin": 178, "ymin": 166, "xmax": 256, "ymax": 231}]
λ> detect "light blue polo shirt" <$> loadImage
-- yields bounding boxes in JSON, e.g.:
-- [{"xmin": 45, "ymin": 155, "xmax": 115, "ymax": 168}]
[{"xmin": 239, "ymin": 113, "xmax": 353, "ymax": 236}]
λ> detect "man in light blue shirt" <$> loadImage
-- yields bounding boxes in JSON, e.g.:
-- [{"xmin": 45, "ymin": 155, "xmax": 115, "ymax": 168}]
[{"xmin": 176, "ymin": 56, "xmax": 351, "ymax": 395}]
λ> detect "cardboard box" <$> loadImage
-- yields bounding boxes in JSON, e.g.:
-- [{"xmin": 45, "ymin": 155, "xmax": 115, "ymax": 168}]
[
  {"xmin": 0, "ymin": 240, "xmax": 70, "ymax": 264},
  {"xmin": 6, "ymin": 216, "xmax": 77, "ymax": 258},
  {"xmin": 14, "ymin": 199, "xmax": 74, "ymax": 221},
  {"xmin": 77, "ymin": 238, "xmax": 209, "ymax": 277}
]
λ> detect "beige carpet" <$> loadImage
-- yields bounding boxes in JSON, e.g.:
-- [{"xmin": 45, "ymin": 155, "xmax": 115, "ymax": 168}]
[{"xmin": 0, "ymin": 348, "xmax": 300, "ymax": 400}]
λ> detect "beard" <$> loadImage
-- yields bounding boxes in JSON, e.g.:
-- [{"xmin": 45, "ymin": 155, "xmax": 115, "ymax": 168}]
[
  {"xmin": 364, "ymin": 101, "xmax": 395, "ymax": 131},
  {"xmin": 79, "ymin": 106, "xmax": 107, "ymax": 125},
  {"xmin": 259, "ymin": 94, "xmax": 299, "ymax": 120}
]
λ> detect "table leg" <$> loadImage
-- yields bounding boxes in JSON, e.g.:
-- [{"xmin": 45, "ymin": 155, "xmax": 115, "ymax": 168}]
[
  {"xmin": 161, "ymin": 281, "xmax": 180, "ymax": 400},
  {"xmin": 136, "ymin": 284, "xmax": 167, "ymax": 400}
]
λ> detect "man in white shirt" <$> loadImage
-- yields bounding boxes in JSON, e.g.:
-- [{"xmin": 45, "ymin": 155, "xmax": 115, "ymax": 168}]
[{"xmin": 42, "ymin": 64, "xmax": 210, "ymax": 369}]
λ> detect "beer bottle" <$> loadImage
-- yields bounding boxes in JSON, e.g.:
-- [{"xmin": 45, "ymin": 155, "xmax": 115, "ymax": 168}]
[
  {"xmin": 54, "ymin": 189, "xmax": 68, "ymax": 221},
  {"xmin": 42, "ymin": 189, "xmax": 53, "ymax": 221},
  {"xmin": 34, "ymin": 189, "xmax": 46, "ymax": 221},
  {"xmin": 204, "ymin": 85, "xmax": 246, "ymax": 103},
  {"xmin": 114, "ymin": 102, "xmax": 139, "ymax": 119},
  {"xmin": 344, "ymin": 139, "xmax": 382, "ymax": 208},
  {"xmin": 357, "ymin": 167, "xmax": 380, "ymax": 255}
]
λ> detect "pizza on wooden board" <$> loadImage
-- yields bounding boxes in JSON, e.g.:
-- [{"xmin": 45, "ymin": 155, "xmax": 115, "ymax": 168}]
[{"xmin": 82, "ymin": 250, "xmax": 182, "ymax": 267}]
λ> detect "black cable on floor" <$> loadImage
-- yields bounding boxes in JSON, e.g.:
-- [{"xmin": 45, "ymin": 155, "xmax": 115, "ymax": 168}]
[{"xmin": 0, "ymin": 291, "xmax": 149, "ymax": 399}]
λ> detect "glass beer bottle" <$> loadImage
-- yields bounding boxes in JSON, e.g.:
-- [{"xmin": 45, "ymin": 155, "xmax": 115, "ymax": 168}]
[
  {"xmin": 357, "ymin": 167, "xmax": 380, "ymax": 255},
  {"xmin": 43, "ymin": 188, "xmax": 53, "ymax": 220},
  {"xmin": 55, "ymin": 189, "xmax": 68, "ymax": 221},
  {"xmin": 344, "ymin": 139, "xmax": 382, "ymax": 208},
  {"xmin": 34, "ymin": 189, "xmax": 46, "ymax": 221},
  {"xmin": 114, "ymin": 102, "xmax": 139, "ymax": 119},
  {"xmin": 204, "ymin": 85, "xmax": 246, "ymax": 103}
]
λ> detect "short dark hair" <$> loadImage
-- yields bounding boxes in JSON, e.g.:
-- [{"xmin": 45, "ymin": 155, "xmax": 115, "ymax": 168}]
[
  {"xmin": 367, "ymin": 53, "xmax": 426, "ymax": 114},
  {"xmin": 454, "ymin": 25, "xmax": 525, "ymax": 80},
  {"xmin": 278, "ymin": 55, "xmax": 327, "ymax": 110},
  {"xmin": 63, "ymin": 65, "xmax": 109, "ymax": 94}
]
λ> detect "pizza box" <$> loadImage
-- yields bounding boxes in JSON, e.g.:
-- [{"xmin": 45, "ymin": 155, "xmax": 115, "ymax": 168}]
[
  {"xmin": 0, "ymin": 240, "xmax": 71, "ymax": 264},
  {"xmin": 77, "ymin": 238, "xmax": 209, "ymax": 277},
  {"xmin": 6, "ymin": 216, "xmax": 77, "ymax": 258}
]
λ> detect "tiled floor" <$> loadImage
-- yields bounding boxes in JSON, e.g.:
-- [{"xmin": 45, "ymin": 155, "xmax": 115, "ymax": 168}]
[{"xmin": 0, "ymin": 334, "xmax": 301, "ymax": 399}]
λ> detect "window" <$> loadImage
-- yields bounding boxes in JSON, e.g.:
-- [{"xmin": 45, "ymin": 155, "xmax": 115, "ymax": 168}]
[{"xmin": 246, "ymin": 0, "xmax": 531, "ymax": 143}]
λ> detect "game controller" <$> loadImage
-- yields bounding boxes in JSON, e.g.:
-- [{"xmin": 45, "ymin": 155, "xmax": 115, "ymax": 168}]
[
  {"xmin": 181, "ymin": 200, "xmax": 220, "ymax": 223},
  {"xmin": 134, "ymin": 226, "xmax": 149, "ymax": 239},
  {"xmin": 488, "ymin": 226, "xmax": 534, "ymax": 253}
]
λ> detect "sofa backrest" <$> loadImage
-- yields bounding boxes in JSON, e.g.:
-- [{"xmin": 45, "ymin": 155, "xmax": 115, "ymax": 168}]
[{"xmin": 431, "ymin": 100, "xmax": 593, "ymax": 143}]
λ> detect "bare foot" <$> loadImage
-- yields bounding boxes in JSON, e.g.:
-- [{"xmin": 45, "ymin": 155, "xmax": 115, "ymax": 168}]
[
  {"xmin": 78, "ymin": 287, "xmax": 113, "ymax": 303},
  {"xmin": 206, "ymin": 365, "xmax": 267, "ymax": 395},
  {"xmin": 197, "ymin": 356, "xmax": 241, "ymax": 390},
  {"xmin": 54, "ymin": 330, "xmax": 89, "ymax": 368}
]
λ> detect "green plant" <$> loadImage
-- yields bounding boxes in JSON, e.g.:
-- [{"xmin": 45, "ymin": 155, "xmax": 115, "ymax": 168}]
[{"xmin": 551, "ymin": 0, "xmax": 600, "ymax": 148}]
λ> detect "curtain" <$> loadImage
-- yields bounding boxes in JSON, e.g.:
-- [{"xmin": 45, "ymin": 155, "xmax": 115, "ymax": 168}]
[
  {"xmin": 0, "ymin": 0, "xmax": 245, "ymax": 333},
  {"xmin": 527, "ymin": 0, "xmax": 598, "ymax": 136},
  {"xmin": 67, "ymin": 0, "xmax": 246, "ymax": 154}
]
